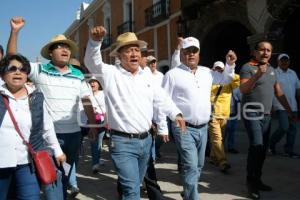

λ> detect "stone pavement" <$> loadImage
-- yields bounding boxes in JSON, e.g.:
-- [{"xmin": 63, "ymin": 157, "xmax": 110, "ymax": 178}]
[{"xmin": 73, "ymin": 119, "xmax": 300, "ymax": 200}]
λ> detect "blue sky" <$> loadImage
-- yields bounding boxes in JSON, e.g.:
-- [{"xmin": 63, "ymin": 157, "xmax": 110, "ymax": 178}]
[{"xmin": 0, "ymin": 0, "xmax": 90, "ymax": 62}]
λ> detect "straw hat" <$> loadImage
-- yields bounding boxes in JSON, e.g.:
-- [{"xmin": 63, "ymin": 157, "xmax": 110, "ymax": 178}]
[
  {"xmin": 41, "ymin": 34, "xmax": 78, "ymax": 60},
  {"xmin": 109, "ymin": 32, "xmax": 147, "ymax": 57}
]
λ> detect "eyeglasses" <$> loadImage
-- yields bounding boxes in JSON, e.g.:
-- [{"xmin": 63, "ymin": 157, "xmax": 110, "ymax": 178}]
[
  {"xmin": 148, "ymin": 60, "xmax": 156, "ymax": 64},
  {"xmin": 182, "ymin": 47, "xmax": 199, "ymax": 55},
  {"xmin": 5, "ymin": 64, "xmax": 29, "ymax": 74},
  {"xmin": 51, "ymin": 43, "xmax": 71, "ymax": 51}
]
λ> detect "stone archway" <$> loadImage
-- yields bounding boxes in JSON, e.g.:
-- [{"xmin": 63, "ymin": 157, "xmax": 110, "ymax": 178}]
[{"xmin": 200, "ymin": 21, "xmax": 252, "ymax": 72}]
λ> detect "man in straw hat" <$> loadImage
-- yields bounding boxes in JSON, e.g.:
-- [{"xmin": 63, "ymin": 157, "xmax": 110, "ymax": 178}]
[
  {"xmin": 84, "ymin": 26, "xmax": 186, "ymax": 199},
  {"xmin": 7, "ymin": 16, "xmax": 97, "ymax": 199}
]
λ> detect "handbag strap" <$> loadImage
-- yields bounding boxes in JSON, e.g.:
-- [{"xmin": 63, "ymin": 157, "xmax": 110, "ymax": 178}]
[
  {"xmin": 213, "ymin": 85, "xmax": 223, "ymax": 104},
  {"xmin": 1, "ymin": 94, "xmax": 35, "ymax": 155}
]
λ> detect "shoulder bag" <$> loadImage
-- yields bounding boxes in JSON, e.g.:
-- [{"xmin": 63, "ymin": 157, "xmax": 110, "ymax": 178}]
[{"xmin": 2, "ymin": 94, "xmax": 57, "ymax": 185}]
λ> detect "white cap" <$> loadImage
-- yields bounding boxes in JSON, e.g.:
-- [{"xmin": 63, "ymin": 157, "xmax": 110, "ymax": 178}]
[
  {"xmin": 147, "ymin": 55, "xmax": 157, "ymax": 63},
  {"xmin": 277, "ymin": 53, "xmax": 289, "ymax": 60},
  {"xmin": 182, "ymin": 37, "xmax": 200, "ymax": 50},
  {"xmin": 213, "ymin": 61, "xmax": 225, "ymax": 69}
]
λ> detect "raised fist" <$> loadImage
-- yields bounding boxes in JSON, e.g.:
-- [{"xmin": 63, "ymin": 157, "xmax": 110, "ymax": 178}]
[
  {"xmin": 176, "ymin": 37, "xmax": 184, "ymax": 50},
  {"xmin": 10, "ymin": 16, "xmax": 25, "ymax": 32},
  {"xmin": 90, "ymin": 26, "xmax": 106, "ymax": 42},
  {"xmin": 226, "ymin": 50, "xmax": 237, "ymax": 66}
]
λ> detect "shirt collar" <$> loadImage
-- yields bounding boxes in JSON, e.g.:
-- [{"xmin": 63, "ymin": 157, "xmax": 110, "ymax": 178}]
[
  {"xmin": 179, "ymin": 64, "xmax": 198, "ymax": 73},
  {"xmin": 0, "ymin": 84, "xmax": 34, "ymax": 100},
  {"xmin": 277, "ymin": 67, "xmax": 291, "ymax": 74},
  {"xmin": 248, "ymin": 59, "xmax": 270, "ymax": 67},
  {"xmin": 118, "ymin": 64, "xmax": 143, "ymax": 76},
  {"xmin": 47, "ymin": 61, "xmax": 72, "ymax": 75}
]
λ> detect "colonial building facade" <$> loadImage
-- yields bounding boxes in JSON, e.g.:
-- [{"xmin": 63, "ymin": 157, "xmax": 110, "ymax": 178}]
[{"xmin": 65, "ymin": 0, "xmax": 299, "ymax": 74}]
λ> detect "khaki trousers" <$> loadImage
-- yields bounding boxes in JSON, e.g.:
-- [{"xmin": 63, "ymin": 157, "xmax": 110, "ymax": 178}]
[{"xmin": 209, "ymin": 118, "xmax": 228, "ymax": 167}]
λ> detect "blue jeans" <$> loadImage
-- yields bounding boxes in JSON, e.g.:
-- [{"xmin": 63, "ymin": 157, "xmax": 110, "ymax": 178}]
[
  {"xmin": 110, "ymin": 134, "xmax": 152, "ymax": 200},
  {"xmin": 90, "ymin": 129, "xmax": 106, "ymax": 166},
  {"xmin": 43, "ymin": 169, "xmax": 64, "ymax": 200},
  {"xmin": 172, "ymin": 123, "xmax": 208, "ymax": 200},
  {"xmin": 270, "ymin": 111, "xmax": 298, "ymax": 153},
  {"xmin": 225, "ymin": 118, "xmax": 238, "ymax": 149},
  {"xmin": 243, "ymin": 112, "xmax": 271, "ymax": 183},
  {"xmin": 0, "ymin": 164, "xmax": 40, "ymax": 200},
  {"xmin": 68, "ymin": 163, "xmax": 77, "ymax": 187},
  {"xmin": 57, "ymin": 132, "xmax": 81, "ymax": 198}
]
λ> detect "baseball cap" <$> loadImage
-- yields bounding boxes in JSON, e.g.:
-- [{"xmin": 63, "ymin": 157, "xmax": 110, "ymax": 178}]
[
  {"xmin": 213, "ymin": 61, "xmax": 225, "ymax": 69},
  {"xmin": 277, "ymin": 53, "xmax": 289, "ymax": 60},
  {"xmin": 147, "ymin": 55, "xmax": 157, "ymax": 63},
  {"xmin": 182, "ymin": 37, "xmax": 200, "ymax": 50}
]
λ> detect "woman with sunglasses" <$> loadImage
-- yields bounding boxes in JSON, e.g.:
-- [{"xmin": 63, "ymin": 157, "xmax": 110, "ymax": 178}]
[{"xmin": 0, "ymin": 54, "xmax": 66, "ymax": 200}]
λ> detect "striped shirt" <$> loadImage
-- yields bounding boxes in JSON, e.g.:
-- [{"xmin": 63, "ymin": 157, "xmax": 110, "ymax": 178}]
[{"xmin": 29, "ymin": 62, "xmax": 90, "ymax": 133}]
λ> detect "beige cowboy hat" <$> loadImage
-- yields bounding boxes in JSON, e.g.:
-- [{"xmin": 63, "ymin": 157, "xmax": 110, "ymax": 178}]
[
  {"xmin": 109, "ymin": 32, "xmax": 147, "ymax": 57},
  {"xmin": 41, "ymin": 34, "xmax": 78, "ymax": 60}
]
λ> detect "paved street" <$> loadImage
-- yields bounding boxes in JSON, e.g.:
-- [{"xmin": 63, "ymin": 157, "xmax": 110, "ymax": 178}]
[{"xmin": 73, "ymin": 119, "xmax": 300, "ymax": 200}]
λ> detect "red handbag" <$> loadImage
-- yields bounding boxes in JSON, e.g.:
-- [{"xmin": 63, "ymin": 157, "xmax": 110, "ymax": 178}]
[
  {"xmin": 30, "ymin": 150, "xmax": 57, "ymax": 185},
  {"xmin": 2, "ymin": 95, "xmax": 57, "ymax": 185}
]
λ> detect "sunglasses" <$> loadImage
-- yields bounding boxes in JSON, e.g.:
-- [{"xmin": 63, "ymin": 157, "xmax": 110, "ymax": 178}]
[
  {"xmin": 149, "ymin": 60, "xmax": 156, "ymax": 64},
  {"xmin": 183, "ymin": 47, "xmax": 199, "ymax": 55},
  {"xmin": 51, "ymin": 43, "xmax": 71, "ymax": 51},
  {"xmin": 5, "ymin": 64, "xmax": 29, "ymax": 74}
]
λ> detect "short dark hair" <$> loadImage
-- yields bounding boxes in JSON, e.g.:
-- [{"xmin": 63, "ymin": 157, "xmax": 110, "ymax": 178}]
[
  {"xmin": 0, "ymin": 54, "xmax": 31, "ymax": 75},
  {"xmin": 254, "ymin": 40, "xmax": 272, "ymax": 50}
]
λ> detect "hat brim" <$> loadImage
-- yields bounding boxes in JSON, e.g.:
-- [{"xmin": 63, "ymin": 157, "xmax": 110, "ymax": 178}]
[
  {"xmin": 41, "ymin": 39, "xmax": 78, "ymax": 60},
  {"xmin": 109, "ymin": 40, "xmax": 147, "ymax": 57}
]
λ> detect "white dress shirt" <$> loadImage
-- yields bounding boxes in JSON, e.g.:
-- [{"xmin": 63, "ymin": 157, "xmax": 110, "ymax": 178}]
[
  {"xmin": 152, "ymin": 70, "xmax": 164, "ymax": 87},
  {"xmin": 0, "ymin": 85, "xmax": 63, "ymax": 168},
  {"xmin": 163, "ymin": 62, "xmax": 234, "ymax": 125},
  {"xmin": 273, "ymin": 67, "xmax": 300, "ymax": 111},
  {"xmin": 84, "ymin": 39, "xmax": 181, "ymax": 135},
  {"xmin": 171, "ymin": 49, "xmax": 234, "ymax": 84}
]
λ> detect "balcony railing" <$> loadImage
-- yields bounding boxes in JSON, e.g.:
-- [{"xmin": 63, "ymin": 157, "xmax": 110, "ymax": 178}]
[
  {"xmin": 117, "ymin": 21, "xmax": 134, "ymax": 35},
  {"xmin": 101, "ymin": 34, "xmax": 112, "ymax": 49},
  {"xmin": 145, "ymin": 0, "xmax": 170, "ymax": 26}
]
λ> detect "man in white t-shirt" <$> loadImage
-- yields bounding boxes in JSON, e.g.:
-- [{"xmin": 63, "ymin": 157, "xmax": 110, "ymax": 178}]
[{"xmin": 270, "ymin": 53, "xmax": 300, "ymax": 157}]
